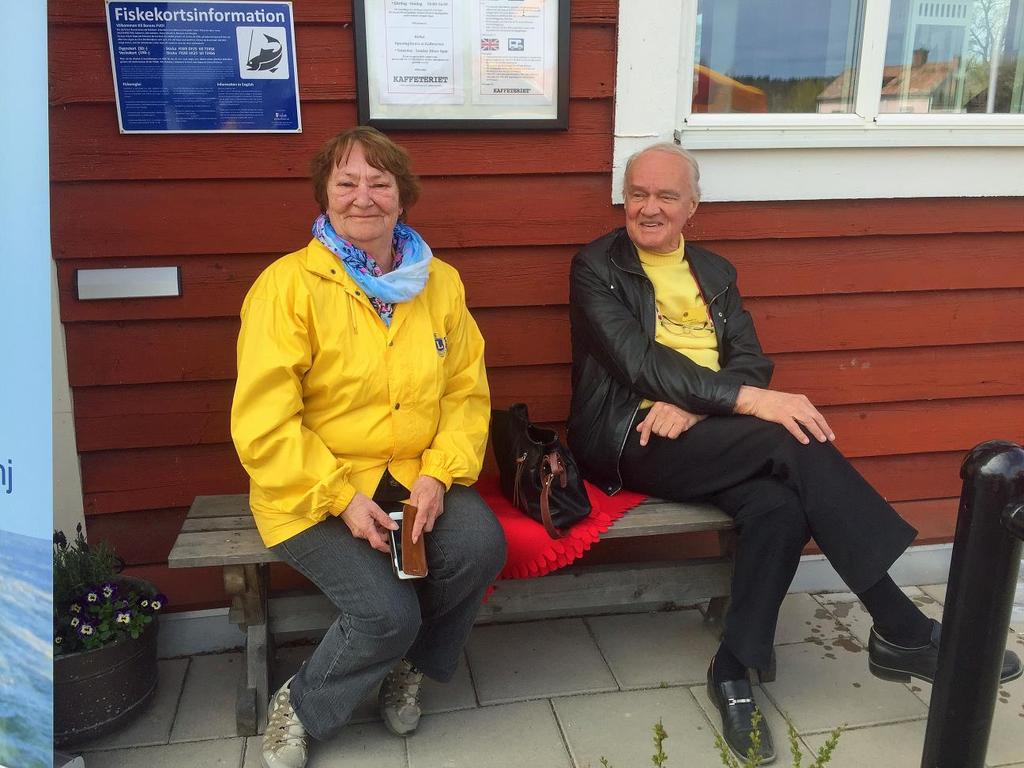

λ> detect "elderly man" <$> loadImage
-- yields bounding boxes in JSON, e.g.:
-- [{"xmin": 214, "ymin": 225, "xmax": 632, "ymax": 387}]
[{"xmin": 567, "ymin": 143, "xmax": 1021, "ymax": 763}]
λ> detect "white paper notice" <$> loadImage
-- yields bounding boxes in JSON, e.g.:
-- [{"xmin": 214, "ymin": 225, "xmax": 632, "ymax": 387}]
[
  {"xmin": 379, "ymin": 0, "xmax": 464, "ymax": 105},
  {"xmin": 471, "ymin": 0, "xmax": 555, "ymax": 105}
]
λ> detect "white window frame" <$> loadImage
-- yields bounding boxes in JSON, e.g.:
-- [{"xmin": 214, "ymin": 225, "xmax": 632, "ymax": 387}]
[{"xmin": 614, "ymin": 0, "xmax": 1024, "ymax": 202}]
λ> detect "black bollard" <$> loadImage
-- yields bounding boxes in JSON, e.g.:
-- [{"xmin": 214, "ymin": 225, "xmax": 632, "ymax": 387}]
[{"xmin": 921, "ymin": 441, "xmax": 1024, "ymax": 768}]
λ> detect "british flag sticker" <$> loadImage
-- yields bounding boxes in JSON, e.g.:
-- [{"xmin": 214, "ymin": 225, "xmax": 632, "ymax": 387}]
[{"xmin": 480, "ymin": 38, "xmax": 499, "ymax": 51}]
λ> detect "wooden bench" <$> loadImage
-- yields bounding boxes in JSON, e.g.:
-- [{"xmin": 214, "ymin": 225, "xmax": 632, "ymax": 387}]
[{"xmin": 169, "ymin": 493, "xmax": 753, "ymax": 736}]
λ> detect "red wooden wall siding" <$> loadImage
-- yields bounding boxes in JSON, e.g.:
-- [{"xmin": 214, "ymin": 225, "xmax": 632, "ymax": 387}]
[{"xmin": 51, "ymin": 1, "xmax": 1024, "ymax": 610}]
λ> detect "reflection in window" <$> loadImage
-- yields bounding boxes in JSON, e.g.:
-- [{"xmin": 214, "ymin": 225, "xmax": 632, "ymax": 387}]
[
  {"xmin": 693, "ymin": 0, "xmax": 864, "ymax": 113},
  {"xmin": 881, "ymin": 0, "xmax": 1024, "ymax": 113}
]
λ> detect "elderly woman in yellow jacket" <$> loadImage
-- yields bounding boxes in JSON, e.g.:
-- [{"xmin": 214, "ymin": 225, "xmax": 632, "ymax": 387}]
[{"xmin": 231, "ymin": 127, "xmax": 506, "ymax": 768}]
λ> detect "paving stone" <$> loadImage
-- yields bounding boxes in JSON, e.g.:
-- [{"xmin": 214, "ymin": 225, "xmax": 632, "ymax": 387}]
[
  {"xmin": 810, "ymin": 592, "xmax": 873, "ymax": 646},
  {"xmin": 420, "ymin": 652, "xmax": 477, "ymax": 714},
  {"xmin": 802, "ymin": 719, "xmax": 927, "ymax": 768},
  {"xmin": 408, "ymin": 700, "xmax": 571, "ymax": 768},
  {"xmin": 242, "ymin": 735, "xmax": 261, "ymax": 768},
  {"xmin": 919, "ymin": 583, "xmax": 948, "ymax": 605},
  {"xmin": 586, "ymin": 609, "xmax": 719, "ymax": 688},
  {"xmin": 83, "ymin": 737, "xmax": 244, "ymax": 768},
  {"xmin": 815, "ymin": 587, "xmax": 943, "ymax": 647},
  {"xmin": 907, "ymin": 587, "xmax": 945, "ymax": 618},
  {"xmin": 691, "ymin": 680, "xmax": 810, "ymax": 763},
  {"xmin": 775, "ymin": 593, "xmax": 846, "ymax": 646},
  {"xmin": 763, "ymin": 640, "xmax": 927, "ymax": 733},
  {"xmin": 75, "ymin": 658, "xmax": 189, "ymax": 751},
  {"xmin": 465, "ymin": 618, "xmax": 617, "ymax": 704},
  {"xmin": 244, "ymin": 722, "xmax": 406, "ymax": 768},
  {"xmin": 169, "ymin": 652, "xmax": 245, "ymax": 742},
  {"xmin": 555, "ymin": 687, "xmax": 722, "ymax": 768},
  {"xmin": 1011, "ymin": 627, "xmax": 1024, "ymax": 655}
]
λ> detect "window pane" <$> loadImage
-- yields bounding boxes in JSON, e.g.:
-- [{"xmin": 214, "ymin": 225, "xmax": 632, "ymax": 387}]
[
  {"xmin": 882, "ymin": 0, "xmax": 1024, "ymax": 113},
  {"xmin": 693, "ymin": 0, "xmax": 864, "ymax": 113}
]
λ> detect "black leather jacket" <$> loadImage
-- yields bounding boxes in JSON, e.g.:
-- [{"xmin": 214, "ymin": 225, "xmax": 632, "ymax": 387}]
[{"xmin": 567, "ymin": 228, "xmax": 774, "ymax": 494}]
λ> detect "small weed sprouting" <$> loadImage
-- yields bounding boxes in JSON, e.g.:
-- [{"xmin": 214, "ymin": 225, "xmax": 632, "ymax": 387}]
[
  {"xmin": 713, "ymin": 709, "xmax": 844, "ymax": 768},
  {"xmin": 598, "ymin": 715, "xmax": 842, "ymax": 768},
  {"xmin": 788, "ymin": 715, "xmax": 803, "ymax": 768},
  {"xmin": 651, "ymin": 719, "xmax": 668, "ymax": 767},
  {"xmin": 807, "ymin": 724, "xmax": 843, "ymax": 768}
]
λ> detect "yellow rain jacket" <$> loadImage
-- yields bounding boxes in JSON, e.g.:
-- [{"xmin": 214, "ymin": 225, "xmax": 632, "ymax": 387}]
[{"xmin": 231, "ymin": 238, "xmax": 490, "ymax": 548}]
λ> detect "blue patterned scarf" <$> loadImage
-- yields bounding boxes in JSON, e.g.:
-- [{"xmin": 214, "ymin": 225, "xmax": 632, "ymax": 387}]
[{"xmin": 313, "ymin": 214, "xmax": 432, "ymax": 326}]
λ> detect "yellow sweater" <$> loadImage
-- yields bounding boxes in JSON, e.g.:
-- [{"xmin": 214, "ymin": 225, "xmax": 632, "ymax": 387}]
[
  {"xmin": 230, "ymin": 239, "xmax": 490, "ymax": 547},
  {"xmin": 638, "ymin": 239, "xmax": 720, "ymax": 408}
]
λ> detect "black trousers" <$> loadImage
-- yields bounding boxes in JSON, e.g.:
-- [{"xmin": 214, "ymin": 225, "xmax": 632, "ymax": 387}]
[{"xmin": 619, "ymin": 413, "xmax": 917, "ymax": 670}]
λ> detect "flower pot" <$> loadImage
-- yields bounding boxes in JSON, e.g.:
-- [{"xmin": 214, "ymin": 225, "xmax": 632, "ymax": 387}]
[{"xmin": 53, "ymin": 579, "xmax": 160, "ymax": 747}]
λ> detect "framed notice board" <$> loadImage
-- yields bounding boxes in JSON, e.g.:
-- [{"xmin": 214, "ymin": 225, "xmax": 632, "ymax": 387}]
[{"xmin": 353, "ymin": 0, "xmax": 570, "ymax": 130}]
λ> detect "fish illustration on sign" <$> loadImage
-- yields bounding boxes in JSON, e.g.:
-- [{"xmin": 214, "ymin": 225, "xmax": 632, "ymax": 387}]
[{"xmin": 246, "ymin": 31, "xmax": 284, "ymax": 72}]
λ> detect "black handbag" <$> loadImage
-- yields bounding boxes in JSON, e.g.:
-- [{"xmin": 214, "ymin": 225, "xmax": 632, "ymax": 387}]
[{"xmin": 490, "ymin": 403, "xmax": 592, "ymax": 539}]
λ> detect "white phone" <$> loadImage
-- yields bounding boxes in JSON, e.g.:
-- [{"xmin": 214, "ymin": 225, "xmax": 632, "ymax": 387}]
[{"xmin": 388, "ymin": 510, "xmax": 424, "ymax": 579}]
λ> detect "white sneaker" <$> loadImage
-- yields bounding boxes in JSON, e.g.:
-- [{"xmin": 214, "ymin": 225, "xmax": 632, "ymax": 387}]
[
  {"xmin": 379, "ymin": 659, "xmax": 424, "ymax": 735},
  {"xmin": 261, "ymin": 677, "xmax": 308, "ymax": 768}
]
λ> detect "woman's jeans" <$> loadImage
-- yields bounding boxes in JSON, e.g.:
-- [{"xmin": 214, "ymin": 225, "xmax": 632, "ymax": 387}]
[{"xmin": 271, "ymin": 480, "xmax": 506, "ymax": 741}]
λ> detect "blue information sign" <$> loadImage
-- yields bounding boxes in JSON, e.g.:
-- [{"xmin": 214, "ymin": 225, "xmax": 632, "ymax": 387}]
[{"xmin": 106, "ymin": 0, "xmax": 301, "ymax": 132}]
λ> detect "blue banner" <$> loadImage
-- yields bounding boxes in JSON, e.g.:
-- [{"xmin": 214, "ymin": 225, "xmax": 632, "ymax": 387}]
[
  {"xmin": 106, "ymin": 0, "xmax": 301, "ymax": 132},
  {"xmin": 0, "ymin": 3, "xmax": 54, "ymax": 766}
]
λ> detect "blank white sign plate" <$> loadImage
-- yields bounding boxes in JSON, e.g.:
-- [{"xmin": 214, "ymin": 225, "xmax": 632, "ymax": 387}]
[{"xmin": 76, "ymin": 266, "xmax": 181, "ymax": 300}]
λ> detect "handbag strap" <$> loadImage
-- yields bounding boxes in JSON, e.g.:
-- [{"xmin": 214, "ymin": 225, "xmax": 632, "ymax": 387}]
[
  {"xmin": 538, "ymin": 452, "xmax": 566, "ymax": 540},
  {"xmin": 513, "ymin": 452, "xmax": 527, "ymax": 510},
  {"xmin": 513, "ymin": 450, "xmax": 566, "ymax": 539}
]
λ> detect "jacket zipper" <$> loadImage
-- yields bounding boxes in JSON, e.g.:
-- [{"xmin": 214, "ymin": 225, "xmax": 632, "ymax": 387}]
[
  {"xmin": 611, "ymin": 400, "xmax": 642, "ymax": 494},
  {"xmin": 608, "ymin": 253, "xmax": 654, "ymax": 494},
  {"xmin": 695, "ymin": 282, "xmax": 727, "ymax": 348}
]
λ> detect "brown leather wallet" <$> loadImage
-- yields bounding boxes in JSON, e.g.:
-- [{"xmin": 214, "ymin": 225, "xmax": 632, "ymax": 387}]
[{"xmin": 400, "ymin": 503, "xmax": 428, "ymax": 577}]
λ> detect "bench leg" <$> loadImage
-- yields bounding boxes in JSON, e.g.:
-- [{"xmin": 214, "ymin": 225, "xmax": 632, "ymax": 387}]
[
  {"xmin": 236, "ymin": 674, "xmax": 258, "ymax": 736},
  {"xmin": 705, "ymin": 595, "xmax": 729, "ymax": 629},
  {"xmin": 224, "ymin": 564, "xmax": 271, "ymax": 736},
  {"xmin": 756, "ymin": 649, "xmax": 778, "ymax": 684},
  {"xmin": 705, "ymin": 530, "xmax": 734, "ymax": 632},
  {"xmin": 248, "ymin": 621, "xmax": 271, "ymax": 733}
]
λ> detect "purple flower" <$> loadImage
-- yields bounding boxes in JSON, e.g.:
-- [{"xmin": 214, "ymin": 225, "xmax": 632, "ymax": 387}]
[
  {"xmin": 115, "ymin": 609, "xmax": 132, "ymax": 624},
  {"xmin": 69, "ymin": 616, "xmax": 80, "ymax": 629},
  {"xmin": 69, "ymin": 602, "xmax": 82, "ymax": 615},
  {"xmin": 77, "ymin": 622, "xmax": 95, "ymax": 638},
  {"xmin": 150, "ymin": 594, "xmax": 167, "ymax": 612},
  {"xmin": 85, "ymin": 591, "xmax": 99, "ymax": 603},
  {"xmin": 139, "ymin": 597, "xmax": 150, "ymax": 611},
  {"xmin": 101, "ymin": 582, "xmax": 119, "ymax": 599},
  {"xmin": 55, "ymin": 634, "xmax": 63, "ymax": 646}
]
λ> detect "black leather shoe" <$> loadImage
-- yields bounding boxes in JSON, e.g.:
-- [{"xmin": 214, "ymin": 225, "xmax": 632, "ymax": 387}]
[
  {"xmin": 868, "ymin": 619, "xmax": 1023, "ymax": 685},
  {"xmin": 706, "ymin": 662, "xmax": 776, "ymax": 765}
]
